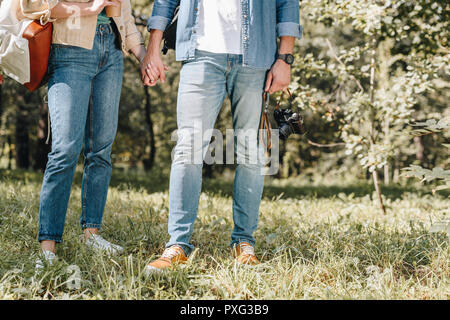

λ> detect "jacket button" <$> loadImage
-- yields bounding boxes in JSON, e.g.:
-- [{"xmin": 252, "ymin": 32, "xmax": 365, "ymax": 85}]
[{"xmin": 120, "ymin": 26, "xmax": 124, "ymax": 30}]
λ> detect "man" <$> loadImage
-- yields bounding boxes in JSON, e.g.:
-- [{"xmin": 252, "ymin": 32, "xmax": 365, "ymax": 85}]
[{"xmin": 141, "ymin": 0, "xmax": 302, "ymax": 272}]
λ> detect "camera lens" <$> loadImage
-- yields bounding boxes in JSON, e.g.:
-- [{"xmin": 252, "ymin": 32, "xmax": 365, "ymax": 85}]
[{"xmin": 279, "ymin": 123, "xmax": 294, "ymax": 140}]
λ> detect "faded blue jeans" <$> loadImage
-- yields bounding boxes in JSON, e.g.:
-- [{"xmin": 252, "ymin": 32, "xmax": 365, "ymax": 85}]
[
  {"xmin": 38, "ymin": 24, "xmax": 123, "ymax": 242},
  {"xmin": 167, "ymin": 50, "xmax": 267, "ymax": 255}
]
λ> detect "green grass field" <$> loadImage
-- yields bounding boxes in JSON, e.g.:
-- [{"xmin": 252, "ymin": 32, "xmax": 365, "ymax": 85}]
[{"xmin": 0, "ymin": 169, "xmax": 448, "ymax": 299}]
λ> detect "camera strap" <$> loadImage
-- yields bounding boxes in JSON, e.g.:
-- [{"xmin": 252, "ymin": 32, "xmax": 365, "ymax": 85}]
[
  {"xmin": 259, "ymin": 92, "xmax": 272, "ymax": 150},
  {"xmin": 259, "ymin": 89, "xmax": 294, "ymax": 150},
  {"xmin": 275, "ymin": 88, "xmax": 293, "ymax": 110}
]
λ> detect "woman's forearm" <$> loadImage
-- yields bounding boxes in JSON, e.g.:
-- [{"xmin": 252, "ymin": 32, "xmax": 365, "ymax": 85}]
[{"xmin": 130, "ymin": 44, "xmax": 146, "ymax": 64}]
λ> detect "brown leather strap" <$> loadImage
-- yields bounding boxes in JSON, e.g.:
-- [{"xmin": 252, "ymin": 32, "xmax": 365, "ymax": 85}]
[
  {"xmin": 275, "ymin": 88, "xmax": 293, "ymax": 110},
  {"xmin": 259, "ymin": 89, "xmax": 294, "ymax": 150},
  {"xmin": 259, "ymin": 92, "xmax": 272, "ymax": 150}
]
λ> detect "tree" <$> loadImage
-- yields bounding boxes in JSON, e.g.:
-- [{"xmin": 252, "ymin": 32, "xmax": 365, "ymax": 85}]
[{"xmin": 289, "ymin": 0, "xmax": 449, "ymax": 213}]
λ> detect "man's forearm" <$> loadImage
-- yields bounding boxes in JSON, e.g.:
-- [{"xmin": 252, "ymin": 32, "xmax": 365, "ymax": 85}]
[
  {"xmin": 279, "ymin": 36, "xmax": 295, "ymax": 54},
  {"xmin": 147, "ymin": 29, "xmax": 164, "ymax": 56}
]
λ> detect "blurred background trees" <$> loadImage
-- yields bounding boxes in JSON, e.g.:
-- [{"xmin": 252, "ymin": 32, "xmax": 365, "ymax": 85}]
[{"xmin": 0, "ymin": 0, "xmax": 448, "ymax": 198}]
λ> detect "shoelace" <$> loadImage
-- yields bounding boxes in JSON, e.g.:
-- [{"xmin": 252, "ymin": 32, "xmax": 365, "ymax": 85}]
[
  {"xmin": 161, "ymin": 246, "xmax": 181, "ymax": 259},
  {"xmin": 37, "ymin": 250, "xmax": 56, "ymax": 264},
  {"xmin": 36, "ymin": 251, "xmax": 57, "ymax": 270},
  {"xmin": 240, "ymin": 243, "xmax": 255, "ymax": 256},
  {"xmin": 90, "ymin": 234, "xmax": 111, "ymax": 248}
]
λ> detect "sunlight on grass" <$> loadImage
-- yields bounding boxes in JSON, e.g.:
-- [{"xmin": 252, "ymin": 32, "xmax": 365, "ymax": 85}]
[{"xmin": 0, "ymin": 170, "xmax": 448, "ymax": 299}]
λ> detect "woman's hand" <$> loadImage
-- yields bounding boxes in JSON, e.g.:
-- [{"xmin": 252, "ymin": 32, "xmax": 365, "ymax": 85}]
[
  {"xmin": 140, "ymin": 51, "xmax": 168, "ymax": 87},
  {"xmin": 130, "ymin": 44, "xmax": 148, "ymax": 72},
  {"xmin": 90, "ymin": 0, "xmax": 121, "ymax": 15},
  {"xmin": 140, "ymin": 29, "xmax": 168, "ymax": 87}
]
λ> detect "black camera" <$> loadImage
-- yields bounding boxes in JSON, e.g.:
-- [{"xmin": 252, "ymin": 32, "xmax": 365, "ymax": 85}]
[{"xmin": 273, "ymin": 108, "xmax": 306, "ymax": 140}]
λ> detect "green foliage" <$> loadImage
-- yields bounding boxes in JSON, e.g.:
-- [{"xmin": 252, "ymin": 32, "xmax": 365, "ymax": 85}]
[
  {"xmin": 402, "ymin": 118, "xmax": 450, "ymax": 192},
  {"xmin": 291, "ymin": 0, "xmax": 448, "ymax": 180}
]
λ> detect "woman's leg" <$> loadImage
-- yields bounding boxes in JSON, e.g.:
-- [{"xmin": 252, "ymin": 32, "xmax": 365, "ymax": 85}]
[
  {"xmin": 38, "ymin": 45, "xmax": 97, "ymax": 247},
  {"xmin": 80, "ymin": 24, "xmax": 123, "ymax": 234}
]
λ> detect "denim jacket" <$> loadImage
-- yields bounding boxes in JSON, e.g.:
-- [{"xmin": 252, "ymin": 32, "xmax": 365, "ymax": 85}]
[{"xmin": 148, "ymin": 0, "xmax": 303, "ymax": 70}]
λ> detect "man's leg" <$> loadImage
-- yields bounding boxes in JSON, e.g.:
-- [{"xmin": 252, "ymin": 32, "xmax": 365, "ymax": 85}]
[
  {"xmin": 227, "ymin": 64, "xmax": 267, "ymax": 248},
  {"xmin": 166, "ymin": 51, "xmax": 228, "ymax": 256}
]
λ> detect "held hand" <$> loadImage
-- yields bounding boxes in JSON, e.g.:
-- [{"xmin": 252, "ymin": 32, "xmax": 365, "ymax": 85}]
[
  {"xmin": 90, "ymin": 0, "xmax": 121, "ymax": 15},
  {"xmin": 264, "ymin": 60, "xmax": 291, "ymax": 94},
  {"xmin": 140, "ymin": 51, "xmax": 169, "ymax": 87}
]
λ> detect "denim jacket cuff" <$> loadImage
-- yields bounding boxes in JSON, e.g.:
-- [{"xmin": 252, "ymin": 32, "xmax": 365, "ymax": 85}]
[
  {"xmin": 147, "ymin": 16, "xmax": 171, "ymax": 32},
  {"xmin": 276, "ymin": 22, "xmax": 303, "ymax": 39}
]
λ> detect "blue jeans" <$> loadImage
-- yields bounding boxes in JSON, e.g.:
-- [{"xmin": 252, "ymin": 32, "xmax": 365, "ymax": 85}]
[
  {"xmin": 38, "ymin": 24, "xmax": 123, "ymax": 243},
  {"xmin": 167, "ymin": 50, "xmax": 267, "ymax": 255}
]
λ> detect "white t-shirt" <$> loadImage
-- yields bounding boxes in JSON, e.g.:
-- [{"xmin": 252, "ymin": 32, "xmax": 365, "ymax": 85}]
[{"xmin": 196, "ymin": 0, "xmax": 243, "ymax": 55}]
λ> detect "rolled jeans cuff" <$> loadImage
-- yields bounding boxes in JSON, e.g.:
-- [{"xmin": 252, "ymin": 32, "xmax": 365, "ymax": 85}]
[
  {"xmin": 81, "ymin": 223, "xmax": 102, "ymax": 230},
  {"xmin": 38, "ymin": 234, "xmax": 63, "ymax": 243},
  {"xmin": 230, "ymin": 239, "xmax": 256, "ymax": 248}
]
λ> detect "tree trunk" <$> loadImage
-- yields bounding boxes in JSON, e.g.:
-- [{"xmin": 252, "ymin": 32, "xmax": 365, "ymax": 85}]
[
  {"xmin": 15, "ymin": 102, "xmax": 30, "ymax": 169},
  {"xmin": 0, "ymin": 83, "xmax": 3, "ymax": 160},
  {"xmin": 142, "ymin": 86, "xmax": 156, "ymax": 171},
  {"xmin": 372, "ymin": 170, "xmax": 386, "ymax": 214},
  {"xmin": 384, "ymin": 163, "xmax": 390, "ymax": 185},
  {"xmin": 33, "ymin": 100, "xmax": 51, "ymax": 171},
  {"xmin": 204, "ymin": 163, "xmax": 213, "ymax": 179},
  {"xmin": 0, "ymin": 81, "xmax": 3, "ymax": 128},
  {"xmin": 413, "ymin": 136, "xmax": 426, "ymax": 165},
  {"xmin": 393, "ymin": 155, "xmax": 400, "ymax": 183},
  {"xmin": 383, "ymin": 118, "xmax": 390, "ymax": 185},
  {"xmin": 368, "ymin": 37, "xmax": 386, "ymax": 214},
  {"xmin": 7, "ymin": 135, "xmax": 13, "ymax": 169}
]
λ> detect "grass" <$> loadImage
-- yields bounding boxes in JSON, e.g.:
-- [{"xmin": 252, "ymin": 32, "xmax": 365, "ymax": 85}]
[{"xmin": 0, "ymin": 168, "xmax": 448, "ymax": 299}]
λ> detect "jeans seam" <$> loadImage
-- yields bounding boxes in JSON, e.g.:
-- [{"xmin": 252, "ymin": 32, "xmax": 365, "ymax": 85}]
[{"xmin": 81, "ymin": 94, "xmax": 94, "ymax": 228}]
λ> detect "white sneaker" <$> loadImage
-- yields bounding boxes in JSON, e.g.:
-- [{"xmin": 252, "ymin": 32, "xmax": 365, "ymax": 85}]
[
  {"xmin": 35, "ymin": 250, "xmax": 57, "ymax": 272},
  {"xmin": 84, "ymin": 234, "xmax": 124, "ymax": 255}
]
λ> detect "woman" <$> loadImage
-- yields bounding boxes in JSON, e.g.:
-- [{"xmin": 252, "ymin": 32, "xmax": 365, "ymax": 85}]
[{"xmin": 20, "ymin": 0, "xmax": 146, "ymax": 269}]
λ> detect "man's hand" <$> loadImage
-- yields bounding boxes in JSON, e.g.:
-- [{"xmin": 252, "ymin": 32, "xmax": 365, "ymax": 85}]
[
  {"xmin": 140, "ymin": 52, "xmax": 169, "ymax": 86},
  {"xmin": 140, "ymin": 29, "xmax": 168, "ymax": 87},
  {"xmin": 265, "ymin": 36, "xmax": 295, "ymax": 93},
  {"xmin": 141, "ymin": 53, "xmax": 168, "ymax": 86},
  {"xmin": 264, "ymin": 59, "xmax": 291, "ymax": 94}
]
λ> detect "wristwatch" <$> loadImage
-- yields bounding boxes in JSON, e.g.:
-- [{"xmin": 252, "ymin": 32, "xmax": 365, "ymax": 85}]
[{"xmin": 277, "ymin": 53, "xmax": 294, "ymax": 65}]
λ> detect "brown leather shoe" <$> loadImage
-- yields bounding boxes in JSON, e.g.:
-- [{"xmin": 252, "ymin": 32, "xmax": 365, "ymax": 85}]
[
  {"xmin": 233, "ymin": 242, "xmax": 260, "ymax": 265},
  {"xmin": 144, "ymin": 245, "xmax": 188, "ymax": 275}
]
